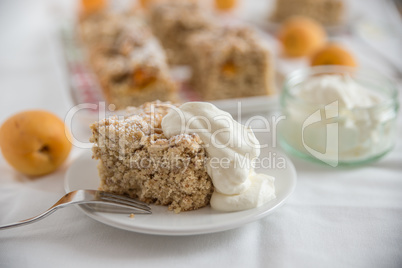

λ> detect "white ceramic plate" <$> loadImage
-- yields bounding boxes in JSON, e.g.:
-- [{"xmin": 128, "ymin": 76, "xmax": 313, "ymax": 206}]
[{"xmin": 65, "ymin": 149, "xmax": 297, "ymax": 236}]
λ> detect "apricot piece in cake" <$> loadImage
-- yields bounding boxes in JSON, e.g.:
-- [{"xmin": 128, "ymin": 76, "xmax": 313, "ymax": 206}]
[
  {"xmin": 310, "ymin": 43, "xmax": 357, "ymax": 67},
  {"xmin": 132, "ymin": 68, "xmax": 157, "ymax": 89},
  {"xmin": 278, "ymin": 16, "xmax": 327, "ymax": 57},
  {"xmin": 221, "ymin": 61, "xmax": 238, "ymax": 77}
]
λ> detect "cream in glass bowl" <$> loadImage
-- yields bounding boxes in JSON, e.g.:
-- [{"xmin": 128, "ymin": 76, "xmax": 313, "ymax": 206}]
[{"xmin": 279, "ymin": 66, "xmax": 399, "ymax": 166}]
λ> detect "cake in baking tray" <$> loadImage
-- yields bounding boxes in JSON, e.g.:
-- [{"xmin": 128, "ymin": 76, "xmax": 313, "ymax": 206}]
[
  {"xmin": 188, "ymin": 25, "xmax": 276, "ymax": 100},
  {"xmin": 148, "ymin": 0, "xmax": 216, "ymax": 66},
  {"xmin": 74, "ymin": 2, "xmax": 278, "ymax": 109},
  {"xmin": 90, "ymin": 101, "xmax": 213, "ymax": 213},
  {"xmin": 79, "ymin": 12, "xmax": 178, "ymax": 109},
  {"xmin": 271, "ymin": 0, "xmax": 345, "ymax": 26}
]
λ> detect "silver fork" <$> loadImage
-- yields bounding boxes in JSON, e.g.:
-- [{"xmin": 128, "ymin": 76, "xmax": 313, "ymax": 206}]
[{"xmin": 0, "ymin": 190, "xmax": 151, "ymax": 230}]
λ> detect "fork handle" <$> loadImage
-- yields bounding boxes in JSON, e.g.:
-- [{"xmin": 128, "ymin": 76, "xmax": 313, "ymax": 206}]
[{"xmin": 0, "ymin": 207, "xmax": 59, "ymax": 230}]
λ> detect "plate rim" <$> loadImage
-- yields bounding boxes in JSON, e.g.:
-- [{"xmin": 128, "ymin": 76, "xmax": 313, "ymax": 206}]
[{"xmin": 65, "ymin": 149, "xmax": 297, "ymax": 236}]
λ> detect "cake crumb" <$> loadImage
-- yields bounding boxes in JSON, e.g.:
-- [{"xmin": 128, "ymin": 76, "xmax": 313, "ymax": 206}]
[
  {"xmin": 129, "ymin": 213, "xmax": 135, "ymax": 219},
  {"xmin": 174, "ymin": 207, "xmax": 181, "ymax": 214}
]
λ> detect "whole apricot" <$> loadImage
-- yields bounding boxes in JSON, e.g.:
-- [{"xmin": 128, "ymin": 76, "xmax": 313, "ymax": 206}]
[
  {"xmin": 278, "ymin": 16, "xmax": 327, "ymax": 57},
  {"xmin": 215, "ymin": 0, "xmax": 237, "ymax": 11},
  {"xmin": 0, "ymin": 110, "xmax": 72, "ymax": 177},
  {"xmin": 310, "ymin": 43, "xmax": 357, "ymax": 67},
  {"xmin": 81, "ymin": 0, "xmax": 106, "ymax": 15}
]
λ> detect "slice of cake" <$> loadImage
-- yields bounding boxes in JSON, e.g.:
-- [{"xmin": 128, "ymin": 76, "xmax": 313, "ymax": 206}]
[
  {"xmin": 149, "ymin": 0, "xmax": 216, "ymax": 65},
  {"xmin": 188, "ymin": 25, "xmax": 275, "ymax": 100},
  {"xmin": 90, "ymin": 101, "xmax": 213, "ymax": 212},
  {"xmin": 79, "ymin": 12, "xmax": 178, "ymax": 109},
  {"xmin": 271, "ymin": 0, "xmax": 345, "ymax": 26}
]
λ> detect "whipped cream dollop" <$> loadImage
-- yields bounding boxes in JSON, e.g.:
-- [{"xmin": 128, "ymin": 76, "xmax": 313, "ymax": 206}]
[
  {"xmin": 161, "ymin": 102, "xmax": 276, "ymax": 212},
  {"xmin": 210, "ymin": 172, "xmax": 275, "ymax": 212}
]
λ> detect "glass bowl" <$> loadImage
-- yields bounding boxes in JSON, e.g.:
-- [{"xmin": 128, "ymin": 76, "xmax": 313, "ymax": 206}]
[{"xmin": 278, "ymin": 65, "xmax": 399, "ymax": 167}]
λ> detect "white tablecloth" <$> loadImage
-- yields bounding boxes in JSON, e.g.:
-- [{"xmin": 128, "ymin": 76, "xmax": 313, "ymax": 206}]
[{"xmin": 1, "ymin": 0, "xmax": 401, "ymax": 267}]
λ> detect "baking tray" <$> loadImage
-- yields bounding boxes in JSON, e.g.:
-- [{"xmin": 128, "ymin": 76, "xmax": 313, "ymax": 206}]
[{"xmin": 60, "ymin": 22, "xmax": 280, "ymax": 118}]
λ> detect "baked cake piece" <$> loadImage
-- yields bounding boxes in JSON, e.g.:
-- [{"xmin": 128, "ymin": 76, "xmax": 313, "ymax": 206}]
[
  {"xmin": 90, "ymin": 101, "xmax": 213, "ymax": 213},
  {"xmin": 271, "ymin": 0, "xmax": 345, "ymax": 26},
  {"xmin": 79, "ymin": 12, "xmax": 178, "ymax": 109},
  {"xmin": 188, "ymin": 25, "xmax": 275, "ymax": 100},
  {"xmin": 79, "ymin": 12, "xmax": 119, "ymax": 48},
  {"xmin": 149, "ymin": 0, "xmax": 216, "ymax": 65}
]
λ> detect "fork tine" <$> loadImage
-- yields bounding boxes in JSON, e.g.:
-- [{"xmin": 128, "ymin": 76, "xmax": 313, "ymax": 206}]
[
  {"xmin": 94, "ymin": 200, "xmax": 152, "ymax": 214},
  {"xmin": 99, "ymin": 197, "xmax": 151, "ymax": 213},
  {"xmin": 100, "ymin": 192, "xmax": 151, "ymax": 209},
  {"xmin": 97, "ymin": 199, "xmax": 151, "ymax": 214},
  {"xmin": 98, "ymin": 192, "xmax": 151, "ymax": 213},
  {"xmin": 83, "ymin": 203, "xmax": 151, "ymax": 214}
]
